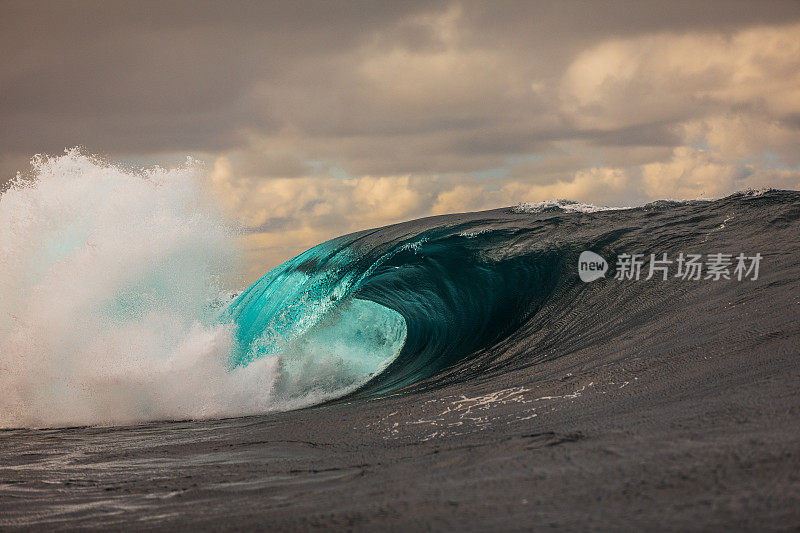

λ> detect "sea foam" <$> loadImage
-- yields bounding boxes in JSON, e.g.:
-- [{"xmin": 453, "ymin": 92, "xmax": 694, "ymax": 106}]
[{"xmin": 0, "ymin": 150, "xmax": 278, "ymax": 428}]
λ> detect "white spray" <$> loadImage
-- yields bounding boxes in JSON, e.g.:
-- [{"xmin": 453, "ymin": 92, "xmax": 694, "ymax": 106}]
[{"xmin": 0, "ymin": 150, "xmax": 279, "ymax": 428}]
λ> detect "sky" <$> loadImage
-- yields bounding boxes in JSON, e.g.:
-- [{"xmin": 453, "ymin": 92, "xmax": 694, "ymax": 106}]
[{"xmin": 2, "ymin": 0, "xmax": 800, "ymax": 278}]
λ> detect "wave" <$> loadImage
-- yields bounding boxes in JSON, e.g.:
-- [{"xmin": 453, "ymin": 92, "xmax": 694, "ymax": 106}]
[
  {"xmin": 227, "ymin": 186, "xmax": 800, "ymax": 403},
  {"xmin": 2, "ymin": 151, "xmax": 798, "ymax": 428}
]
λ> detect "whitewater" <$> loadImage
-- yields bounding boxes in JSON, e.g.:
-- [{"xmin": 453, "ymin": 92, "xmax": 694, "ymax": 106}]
[{"xmin": 0, "ymin": 151, "xmax": 397, "ymax": 428}]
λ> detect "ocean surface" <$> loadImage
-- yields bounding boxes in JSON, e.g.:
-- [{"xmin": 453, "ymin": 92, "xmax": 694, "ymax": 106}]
[{"xmin": 1, "ymin": 155, "xmax": 799, "ymax": 529}]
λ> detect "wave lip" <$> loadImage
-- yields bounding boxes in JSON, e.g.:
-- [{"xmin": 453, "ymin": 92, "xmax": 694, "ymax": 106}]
[{"xmin": 224, "ymin": 234, "xmax": 411, "ymax": 406}]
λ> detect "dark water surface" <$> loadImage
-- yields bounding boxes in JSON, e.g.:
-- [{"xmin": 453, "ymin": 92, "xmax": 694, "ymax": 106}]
[{"xmin": 2, "ymin": 191, "xmax": 799, "ymax": 530}]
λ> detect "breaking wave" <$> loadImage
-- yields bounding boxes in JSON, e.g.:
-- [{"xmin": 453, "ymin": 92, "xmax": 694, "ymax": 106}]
[{"xmin": 2, "ymin": 151, "xmax": 798, "ymax": 428}]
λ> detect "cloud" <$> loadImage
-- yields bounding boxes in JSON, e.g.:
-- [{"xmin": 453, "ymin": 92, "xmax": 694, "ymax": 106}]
[
  {"xmin": 681, "ymin": 115, "xmax": 800, "ymax": 167},
  {"xmin": 560, "ymin": 22, "xmax": 800, "ymax": 132},
  {"xmin": 210, "ymin": 156, "xmax": 438, "ymax": 229},
  {"xmin": 209, "ymin": 151, "xmax": 643, "ymax": 276},
  {"xmin": 641, "ymin": 147, "xmax": 739, "ymax": 199},
  {"xmin": 4, "ymin": 2, "xmax": 797, "ymax": 174}
]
